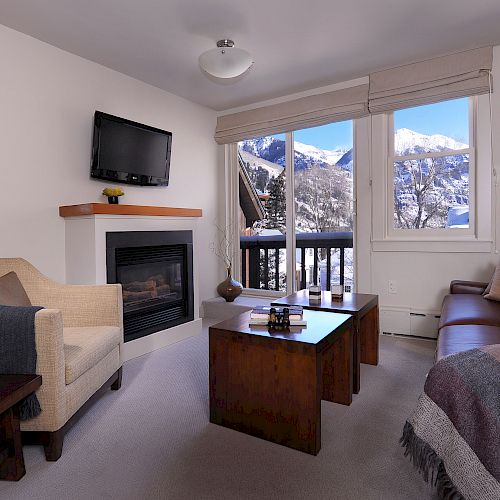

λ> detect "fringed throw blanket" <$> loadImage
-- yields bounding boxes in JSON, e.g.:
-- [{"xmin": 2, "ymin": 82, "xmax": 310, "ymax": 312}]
[
  {"xmin": 0, "ymin": 304, "xmax": 43, "ymax": 420},
  {"xmin": 401, "ymin": 344, "xmax": 500, "ymax": 500}
]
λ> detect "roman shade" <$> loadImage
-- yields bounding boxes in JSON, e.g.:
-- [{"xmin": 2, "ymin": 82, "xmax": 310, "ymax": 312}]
[
  {"xmin": 369, "ymin": 46, "xmax": 493, "ymax": 114},
  {"xmin": 215, "ymin": 84, "xmax": 369, "ymax": 144}
]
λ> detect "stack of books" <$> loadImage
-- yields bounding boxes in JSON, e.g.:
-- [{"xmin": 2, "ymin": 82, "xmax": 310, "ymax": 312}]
[{"xmin": 249, "ymin": 305, "xmax": 307, "ymax": 327}]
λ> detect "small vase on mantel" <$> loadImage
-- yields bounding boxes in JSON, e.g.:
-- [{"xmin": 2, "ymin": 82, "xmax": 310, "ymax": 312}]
[
  {"xmin": 217, "ymin": 267, "xmax": 243, "ymax": 302},
  {"xmin": 102, "ymin": 187, "xmax": 124, "ymax": 205}
]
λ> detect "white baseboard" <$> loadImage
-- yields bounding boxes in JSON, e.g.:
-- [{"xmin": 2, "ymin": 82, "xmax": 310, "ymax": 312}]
[{"xmin": 122, "ymin": 318, "xmax": 202, "ymax": 362}]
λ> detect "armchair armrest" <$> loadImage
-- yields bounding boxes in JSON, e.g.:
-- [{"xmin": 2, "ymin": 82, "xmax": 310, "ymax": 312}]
[
  {"xmin": 29, "ymin": 309, "xmax": 66, "ymax": 431},
  {"xmin": 449, "ymin": 280, "xmax": 488, "ymax": 295}
]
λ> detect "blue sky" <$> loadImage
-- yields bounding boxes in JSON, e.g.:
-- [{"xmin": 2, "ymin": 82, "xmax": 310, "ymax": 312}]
[
  {"xmin": 274, "ymin": 96, "xmax": 469, "ymax": 150},
  {"xmin": 293, "ymin": 121, "xmax": 353, "ymax": 150}
]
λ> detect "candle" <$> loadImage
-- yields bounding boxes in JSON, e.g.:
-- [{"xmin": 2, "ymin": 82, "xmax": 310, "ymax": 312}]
[
  {"xmin": 331, "ymin": 284, "xmax": 343, "ymax": 300},
  {"xmin": 309, "ymin": 285, "xmax": 321, "ymax": 304}
]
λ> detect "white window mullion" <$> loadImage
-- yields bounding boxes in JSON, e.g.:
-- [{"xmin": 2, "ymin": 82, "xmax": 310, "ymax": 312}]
[
  {"xmin": 392, "ymin": 148, "xmax": 473, "ymax": 163},
  {"xmin": 285, "ymin": 131, "xmax": 296, "ymax": 294}
]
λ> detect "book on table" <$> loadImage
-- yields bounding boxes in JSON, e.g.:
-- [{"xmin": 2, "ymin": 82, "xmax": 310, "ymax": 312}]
[
  {"xmin": 248, "ymin": 318, "xmax": 307, "ymax": 327},
  {"xmin": 250, "ymin": 305, "xmax": 303, "ymax": 320},
  {"xmin": 249, "ymin": 305, "xmax": 306, "ymax": 327}
]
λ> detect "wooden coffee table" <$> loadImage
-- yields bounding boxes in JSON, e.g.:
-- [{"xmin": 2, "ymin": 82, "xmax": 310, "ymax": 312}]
[
  {"xmin": 209, "ymin": 309, "xmax": 353, "ymax": 455},
  {"xmin": 272, "ymin": 290, "xmax": 379, "ymax": 395},
  {"xmin": 0, "ymin": 374, "xmax": 42, "ymax": 481}
]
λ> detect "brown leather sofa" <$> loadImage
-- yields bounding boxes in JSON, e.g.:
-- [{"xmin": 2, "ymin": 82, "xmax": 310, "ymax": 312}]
[{"xmin": 437, "ymin": 280, "xmax": 500, "ymax": 360}]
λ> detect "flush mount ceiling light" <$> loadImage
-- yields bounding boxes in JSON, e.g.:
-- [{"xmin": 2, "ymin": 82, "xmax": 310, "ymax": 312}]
[{"xmin": 199, "ymin": 39, "xmax": 253, "ymax": 84}]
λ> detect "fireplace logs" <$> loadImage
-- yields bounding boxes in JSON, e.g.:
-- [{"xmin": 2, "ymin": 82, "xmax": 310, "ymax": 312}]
[{"xmin": 122, "ymin": 276, "xmax": 174, "ymax": 304}]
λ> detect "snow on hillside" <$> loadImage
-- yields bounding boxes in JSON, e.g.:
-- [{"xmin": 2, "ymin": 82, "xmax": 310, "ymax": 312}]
[
  {"xmin": 239, "ymin": 149, "xmax": 283, "ymax": 178},
  {"xmin": 395, "ymin": 128, "xmax": 468, "ymax": 155}
]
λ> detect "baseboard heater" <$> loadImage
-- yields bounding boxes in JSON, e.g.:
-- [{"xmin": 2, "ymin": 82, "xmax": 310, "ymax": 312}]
[{"xmin": 380, "ymin": 306, "xmax": 440, "ymax": 339}]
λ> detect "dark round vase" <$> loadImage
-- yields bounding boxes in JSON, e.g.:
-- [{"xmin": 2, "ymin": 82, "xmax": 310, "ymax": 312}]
[
  {"xmin": 217, "ymin": 268, "xmax": 243, "ymax": 302},
  {"xmin": 108, "ymin": 196, "xmax": 119, "ymax": 204}
]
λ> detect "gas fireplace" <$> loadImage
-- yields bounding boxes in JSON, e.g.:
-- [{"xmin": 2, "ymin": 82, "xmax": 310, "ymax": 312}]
[{"xmin": 106, "ymin": 231, "xmax": 194, "ymax": 342}]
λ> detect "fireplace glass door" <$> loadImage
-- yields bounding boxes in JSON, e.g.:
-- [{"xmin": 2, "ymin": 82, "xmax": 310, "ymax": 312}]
[
  {"xmin": 107, "ymin": 231, "xmax": 194, "ymax": 342},
  {"xmin": 117, "ymin": 252, "xmax": 184, "ymax": 314}
]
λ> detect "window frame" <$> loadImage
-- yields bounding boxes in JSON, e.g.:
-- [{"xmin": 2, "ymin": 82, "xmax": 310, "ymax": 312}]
[{"xmin": 386, "ymin": 97, "xmax": 477, "ymax": 239}]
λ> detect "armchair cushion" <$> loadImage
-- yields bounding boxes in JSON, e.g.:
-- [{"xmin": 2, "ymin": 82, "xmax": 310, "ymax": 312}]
[
  {"xmin": 0, "ymin": 271, "xmax": 32, "ymax": 306},
  {"xmin": 63, "ymin": 326, "xmax": 122, "ymax": 385}
]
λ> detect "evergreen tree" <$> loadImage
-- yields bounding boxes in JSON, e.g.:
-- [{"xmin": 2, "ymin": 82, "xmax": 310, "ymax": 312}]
[
  {"xmin": 266, "ymin": 174, "xmax": 286, "ymax": 231},
  {"xmin": 254, "ymin": 168, "xmax": 270, "ymax": 193}
]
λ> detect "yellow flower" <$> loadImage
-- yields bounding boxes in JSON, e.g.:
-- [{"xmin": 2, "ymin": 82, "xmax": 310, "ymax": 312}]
[{"xmin": 102, "ymin": 187, "xmax": 124, "ymax": 197}]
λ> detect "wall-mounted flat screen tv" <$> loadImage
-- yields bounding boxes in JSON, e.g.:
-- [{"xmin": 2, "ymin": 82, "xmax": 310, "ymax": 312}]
[{"xmin": 91, "ymin": 111, "xmax": 172, "ymax": 186}]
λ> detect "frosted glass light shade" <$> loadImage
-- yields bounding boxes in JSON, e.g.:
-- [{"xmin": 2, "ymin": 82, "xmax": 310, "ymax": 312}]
[{"xmin": 199, "ymin": 46, "xmax": 253, "ymax": 81}]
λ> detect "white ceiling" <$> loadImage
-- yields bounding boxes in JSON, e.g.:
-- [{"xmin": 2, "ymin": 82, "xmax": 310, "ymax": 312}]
[{"xmin": 1, "ymin": 0, "xmax": 500, "ymax": 111}]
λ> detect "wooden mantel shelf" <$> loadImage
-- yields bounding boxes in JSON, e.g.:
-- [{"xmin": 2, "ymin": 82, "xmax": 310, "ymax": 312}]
[{"xmin": 59, "ymin": 203, "xmax": 202, "ymax": 218}]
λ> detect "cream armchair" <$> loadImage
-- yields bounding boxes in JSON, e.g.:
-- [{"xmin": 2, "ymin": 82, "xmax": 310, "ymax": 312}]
[{"xmin": 0, "ymin": 258, "xmax": 123, "ymax": 461}]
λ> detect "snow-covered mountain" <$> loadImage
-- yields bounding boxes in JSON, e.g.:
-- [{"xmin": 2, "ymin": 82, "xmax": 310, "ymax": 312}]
[
  {"xmin": 240, "ymin": 137, "xmax": 286, "ymax": 166},
  {"xmin": 240, "ymin": 128, "xmax": 468, "ymax": 179},
  {"xmin": 240, "ymin": 136, "xmax": 280, "ymax": 158},
  {"xmin": 336, "ymin": 149, "xmax": 353, "ymax": 172},
  {"xmin": 240, "ymin": 137, "xmax": 348, "ymax": 171},
  {"xmin": 293, "ymin": 141, "xmax": 347, "ymax": 166},
  {"xmin": 395, "ymin": 128, "xmax": 468, "ymax": 155}
]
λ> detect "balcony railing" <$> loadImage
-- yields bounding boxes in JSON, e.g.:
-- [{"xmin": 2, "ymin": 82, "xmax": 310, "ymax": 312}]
[{"xmin": 240, "ymin": 231, "xmax": 353, "ymax": 291}]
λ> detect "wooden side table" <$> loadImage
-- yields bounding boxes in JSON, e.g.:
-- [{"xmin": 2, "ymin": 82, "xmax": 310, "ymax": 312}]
[
  {"xmin": 0, "ymin": 374, "xmax": 42, "ymax": 481},
  {"xmin": 272, "ymin": 291, "xmax": 379, "ymax": 395}
]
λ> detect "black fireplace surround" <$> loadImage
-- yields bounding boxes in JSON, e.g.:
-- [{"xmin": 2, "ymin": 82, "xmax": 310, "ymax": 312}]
[{"xmin": 106, "ymin": 231, "xmax": 194, "ymax": 342}]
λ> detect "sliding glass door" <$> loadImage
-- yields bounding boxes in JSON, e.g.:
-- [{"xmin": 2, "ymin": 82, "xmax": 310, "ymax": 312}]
[{"xmin": 237, "ymin": 120, "xmax": 354, "ymax": 294}]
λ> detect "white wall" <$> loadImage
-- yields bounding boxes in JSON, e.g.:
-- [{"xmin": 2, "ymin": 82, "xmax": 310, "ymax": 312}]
[{"xmin": 0, "ymin": 25, "xmax": 224, "ymax": 302}]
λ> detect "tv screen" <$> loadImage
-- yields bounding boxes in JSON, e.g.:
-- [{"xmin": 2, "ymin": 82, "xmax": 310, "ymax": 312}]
[{"xmin": 91, "ymin": 111, "xmax": 172, "ymax": 186}]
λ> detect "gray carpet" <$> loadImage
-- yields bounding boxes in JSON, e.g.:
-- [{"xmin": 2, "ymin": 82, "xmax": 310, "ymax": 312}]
[{"xmin": 0, "ymin": 320, "xmax": 438, "ymax": 500}]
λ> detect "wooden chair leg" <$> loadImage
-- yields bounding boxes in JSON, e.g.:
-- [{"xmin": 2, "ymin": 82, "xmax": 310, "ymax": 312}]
[
  {"xmin": 43, "ymin": 430, "xmax": 64, "ymax": 462},
  {"xmin": 111, "ymin": 367, "xmax": 122, "ymax": 390}
]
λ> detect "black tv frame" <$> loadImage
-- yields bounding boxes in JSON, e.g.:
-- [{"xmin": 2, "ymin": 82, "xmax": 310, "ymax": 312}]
[{"xmin": 90, "ymin": 111, "xmax": 172, "ymax": 186}]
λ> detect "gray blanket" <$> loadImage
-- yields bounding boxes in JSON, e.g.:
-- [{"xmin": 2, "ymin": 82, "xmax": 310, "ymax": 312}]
[
  {"xmin": 401, "ymin": 344, "xmax": 500, "ymax": 499},
  {"xmin": 0, "ymin": 304, "xmax": 43, "ymax": 420}
]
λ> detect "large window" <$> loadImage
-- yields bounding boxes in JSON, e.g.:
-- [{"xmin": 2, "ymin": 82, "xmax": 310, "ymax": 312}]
[
  {"xmin": 238, "ymin": 122, "xmax": 354, "ymax": 293},
  {"xmin": 389, "ymin": 97, "xmax": 474, "ymax": 232}
]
